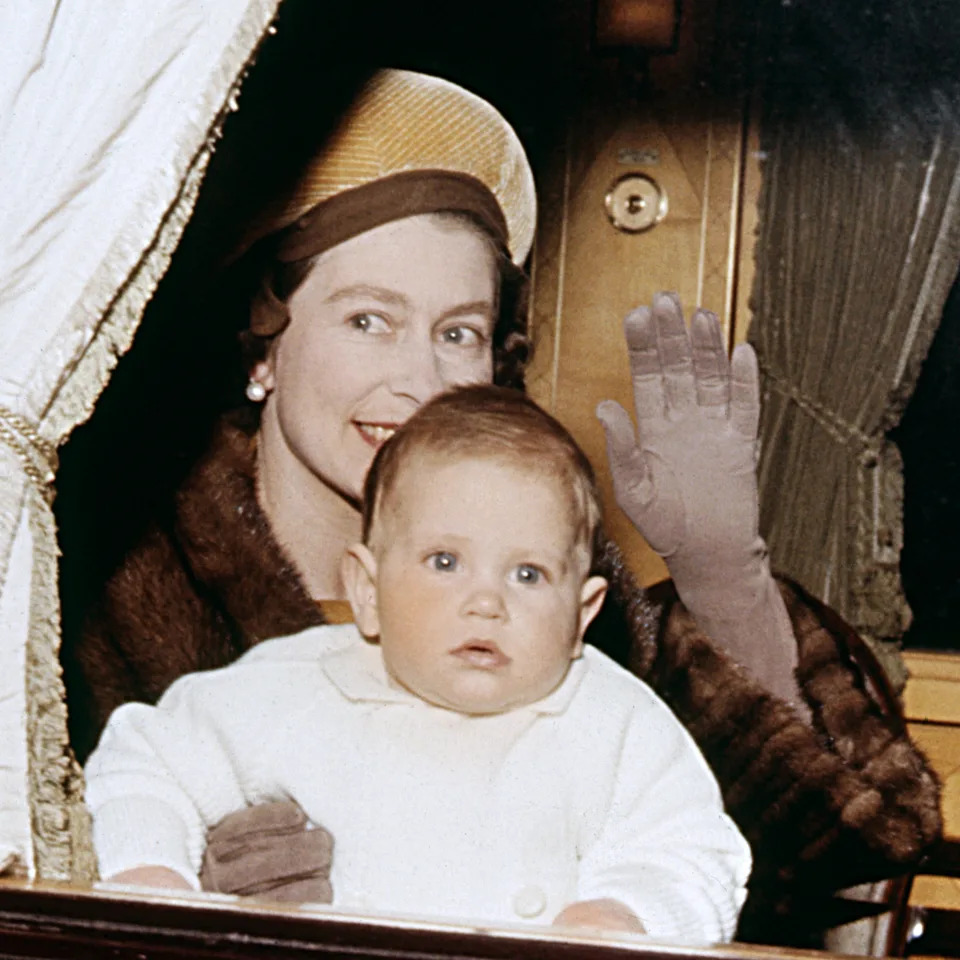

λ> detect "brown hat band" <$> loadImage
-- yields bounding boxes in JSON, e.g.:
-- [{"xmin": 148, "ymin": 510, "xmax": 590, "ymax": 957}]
[{"xmin": 274, "ymin": 169, "xmax": 510, "ymax": 263}]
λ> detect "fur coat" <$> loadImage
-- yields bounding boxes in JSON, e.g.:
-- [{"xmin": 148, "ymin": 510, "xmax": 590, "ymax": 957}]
[{"xmin": 61, "ymin": 416, "xmax": 942, "ymax": 947}]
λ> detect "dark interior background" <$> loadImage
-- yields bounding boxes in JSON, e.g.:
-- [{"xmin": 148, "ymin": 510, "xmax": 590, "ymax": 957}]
[
  {"xmin": 55, "ymin": 0, "xmax": 960, "ymax": 653},
  {"xmin": 896, "ymin": 272, "xmax": 960, "ymax": 649}
]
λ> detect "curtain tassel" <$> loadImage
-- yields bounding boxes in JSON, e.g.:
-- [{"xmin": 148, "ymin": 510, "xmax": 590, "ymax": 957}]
[{"xmin": 0, "ymin": 406, "xmax": 58, "ymax": 507}]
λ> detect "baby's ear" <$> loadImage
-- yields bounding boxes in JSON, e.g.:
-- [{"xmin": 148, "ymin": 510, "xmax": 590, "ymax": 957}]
[
  {"xmin": 341, "ymin": 544, "xmax": 380, "ymax": 638},
  {"xmin": 572, "ymin": 576, "xmax": 609, "ymax": 658}
]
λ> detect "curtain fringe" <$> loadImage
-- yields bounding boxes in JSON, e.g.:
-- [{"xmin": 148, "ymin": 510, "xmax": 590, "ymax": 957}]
[{"xmin": 14, "ymin": 0, "xmax": 284, "ymax": 883}]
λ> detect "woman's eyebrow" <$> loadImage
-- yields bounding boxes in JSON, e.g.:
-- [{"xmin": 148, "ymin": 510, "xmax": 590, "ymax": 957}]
[
  {"xmin": 325, "ymin": 286, "xmax": 495, "ymax": 320},
  {"xmin": 439, "ymin": 299, "xmax": 496, "ymax": 320},
  {"xmin": 323, "ymin": 284, "xmax": 410, "ymax": 305}
]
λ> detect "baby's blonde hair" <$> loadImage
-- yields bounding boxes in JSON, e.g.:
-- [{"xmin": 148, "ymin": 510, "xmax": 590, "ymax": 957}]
[{"xmin": 362, "ymin": 385, "xmax": 602, "ymax": 565}]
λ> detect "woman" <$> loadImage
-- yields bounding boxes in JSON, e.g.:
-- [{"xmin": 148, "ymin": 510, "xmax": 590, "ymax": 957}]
[{"xmin": 62, "ymin": 69, "xmax": 940, "ymax": 947}]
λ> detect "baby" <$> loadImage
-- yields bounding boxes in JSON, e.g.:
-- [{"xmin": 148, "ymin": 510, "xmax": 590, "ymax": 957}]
[{"xmin": 84, "ymin": 385, "xmax": 750, "ymax": 942}]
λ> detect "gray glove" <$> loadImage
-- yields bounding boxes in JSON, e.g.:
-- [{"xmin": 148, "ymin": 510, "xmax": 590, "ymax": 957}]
[
  {"xmin": 200, "ymin": 800, "xmax": 334, "ymax": 902},
  {"xmin": 596, "ymin": 292, "xmax": 803, "ymax": 708}
]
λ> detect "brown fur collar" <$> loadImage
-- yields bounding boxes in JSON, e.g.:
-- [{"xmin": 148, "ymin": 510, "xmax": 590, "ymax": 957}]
[{"xmin": 173, "ymin": 417, "xmax": 322, "ymax": 644}]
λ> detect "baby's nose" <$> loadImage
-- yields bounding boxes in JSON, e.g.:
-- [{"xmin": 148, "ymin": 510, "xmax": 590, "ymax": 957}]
[{"xmin": 462, "ymin": 587, "xmax": 507, "ymax": 619}]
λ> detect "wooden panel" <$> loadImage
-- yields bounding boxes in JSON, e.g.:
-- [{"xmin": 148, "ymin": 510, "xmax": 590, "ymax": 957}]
[
  {"xmin": 911, "ymin": 874, "xmax": 960, "ymax": 912},
  {"xmin": 908, "ymin": 723, "xmax": 960, "ymax": 843},
  {"xmin": 732, "ymin": 118, "xmax": 762, "ymax": 346},
  {"xmin": 902, "ymin": 652, "xmax": 960, "ymax": 916},
  {"xmin": 524, "ymin": 0, "xmax": 764, "ymax": 587},
  {"xmin": 903, "ymin": 650, "xmax": 960, "ymax": 725},
  {"xmin": 527, "ymin": 89, "xmax": 757, "ymax": 586}
]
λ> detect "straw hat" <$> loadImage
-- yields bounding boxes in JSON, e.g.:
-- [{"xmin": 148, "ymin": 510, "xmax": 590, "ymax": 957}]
[{"xmin": 247, "ymin": 68, "xmax": 536, "ymax": 268}]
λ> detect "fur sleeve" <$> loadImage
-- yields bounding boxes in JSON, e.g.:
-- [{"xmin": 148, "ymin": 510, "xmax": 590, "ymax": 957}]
[
  {"xmin": 650, "ymin": 579, "xmax": 940, "ymax": 943},
  {"xmin": 585, "ymin": 541, "xmax": 941, "ymax": 945},
  {"xmin": 61, "ymin": 521, "xmax": 239, "ymax": 764}
]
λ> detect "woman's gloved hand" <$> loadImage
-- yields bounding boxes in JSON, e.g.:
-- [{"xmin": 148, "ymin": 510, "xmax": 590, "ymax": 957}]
[
  {"xmin": 596, "ymin": 292, "xmax": 803, "ymax": 708},
  {"xmin": 200, "ymin": 800, "xmax": 334, "ymax": 902},
  {"xmin": 596, "ymin": 292, "xmax": 760, "ymax": 561}
]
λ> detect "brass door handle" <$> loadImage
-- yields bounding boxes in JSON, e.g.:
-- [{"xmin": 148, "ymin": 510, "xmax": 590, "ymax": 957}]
[{"xmin": 604, "ymin": 172, "xmax": 668, "ymax": 233}]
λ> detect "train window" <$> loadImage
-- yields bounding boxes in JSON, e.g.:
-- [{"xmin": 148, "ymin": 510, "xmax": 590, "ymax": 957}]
[{"xmin": 2, "ymin": 1, "xmax": 958, "ymax": 956}]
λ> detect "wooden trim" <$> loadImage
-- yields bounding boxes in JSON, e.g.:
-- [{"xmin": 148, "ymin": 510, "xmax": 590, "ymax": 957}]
[
  {"xmin": 907, "ymin": 723, "xmax": 960, "ymax": 847},
  {"xmin": 902, "ymin": 651, "xmax": 960, "ymax": 725},
  {"xmin": 901, "ymin": 651, "xmax": 960, "ymax": 927},
  {"xmin": 0, "ymin": 880, "xmax": 829, "ymax": 960},
  {"xmin": 911, "ymin": 875, "xmax": 960, "ymax": 910}
]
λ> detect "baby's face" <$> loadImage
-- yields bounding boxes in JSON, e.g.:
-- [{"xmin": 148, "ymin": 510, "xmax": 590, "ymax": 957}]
[{"xmin": 358, "ymin": 455, "xmax": 607, "ymax": 714}]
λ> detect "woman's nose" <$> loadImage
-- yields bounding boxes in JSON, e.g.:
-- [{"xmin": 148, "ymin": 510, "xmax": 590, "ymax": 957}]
[{"xmin": 388, "ymin": 333, "xmax": 445, "ymax": 405}]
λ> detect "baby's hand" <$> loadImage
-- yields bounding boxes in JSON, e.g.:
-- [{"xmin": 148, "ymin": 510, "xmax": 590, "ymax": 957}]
[
  {"xmin": 553, "ymin": 898, "xmax": 646, "ymax": 934},
  {"xmin": 106, "ymin": 865, "xmax": 193, "ymax": 890}
]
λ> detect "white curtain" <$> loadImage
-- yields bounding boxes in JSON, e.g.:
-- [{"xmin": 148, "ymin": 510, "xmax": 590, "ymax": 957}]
[{"xmin": 0, "ymin": 0, "xmax": 282, "ymax": 881}]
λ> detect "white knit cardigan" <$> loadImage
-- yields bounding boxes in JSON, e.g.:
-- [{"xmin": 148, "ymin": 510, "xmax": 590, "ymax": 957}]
[{"xmin": 85, "ymin": 625, "xmax": 750, "ymax": 943}]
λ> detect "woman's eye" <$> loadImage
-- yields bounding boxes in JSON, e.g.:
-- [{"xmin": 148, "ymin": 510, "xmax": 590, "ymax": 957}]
[
  {"xmin": 511, "ymin": 564, "xmax": 543, "ymax": 585},
  {"xmin": 348, "ymin": 312, "xmax": 390, "ymax": 334},
  {"xmin": 427, "ymin": 551, "xmax": 458, "ymax": 572},
  {"xmin": 438, "ymin": 324, "xmax": 484, "ymax": 347}
]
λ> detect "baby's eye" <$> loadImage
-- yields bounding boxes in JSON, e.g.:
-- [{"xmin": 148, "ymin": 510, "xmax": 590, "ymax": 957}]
[
  {"xmin": 427, "ymin": 551, "xmax": 458, "ymax": 572},
  {"xmin": 437, "ymin": 324, "xmax": 485, "ymax": 347},
  {"xmin": 348, "ymin": 312, "xmax": 390, "ymax": 334},
  {"xmin": 511, "ymin": 564, "xmax": 544, "ymax": 585}
]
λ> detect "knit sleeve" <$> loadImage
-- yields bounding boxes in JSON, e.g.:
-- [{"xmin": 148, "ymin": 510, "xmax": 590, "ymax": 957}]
[
  {"xmin": 575, "ymin": 677, "xmax": 751, "ymax": 944},
  {"xmin": 83, "ymin": 666, "xmax": 287, "ymax": 885}
]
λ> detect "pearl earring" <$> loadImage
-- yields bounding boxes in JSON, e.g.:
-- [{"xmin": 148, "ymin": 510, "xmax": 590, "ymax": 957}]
[{"xmin": 245, "ymin": 379, "xmax": 267, "ymax": 403}]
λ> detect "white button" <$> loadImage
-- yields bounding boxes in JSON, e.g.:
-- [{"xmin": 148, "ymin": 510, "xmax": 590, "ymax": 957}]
[{"xmin": 512, "ymin": 885, "xmax": 547, "ymax": 918}]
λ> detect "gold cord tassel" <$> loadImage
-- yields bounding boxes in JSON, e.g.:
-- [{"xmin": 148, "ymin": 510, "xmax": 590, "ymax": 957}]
[{"xmin": 0, "ymin": 406, "xmax": 58, "ymax": 506}]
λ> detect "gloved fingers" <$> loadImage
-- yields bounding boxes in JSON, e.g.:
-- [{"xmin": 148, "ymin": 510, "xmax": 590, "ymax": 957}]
[
  {"xmin": 251, "ymin": 876, "xmax": 334, "ymax": 903},
  {"xmin": 596, "ymin": 399, "xmax": 636, "ymax": 449},
  {"xmin": 200, "ymin": 801, "xmax": 335, "ymax": 899},
  {"xmin": 730, "ymin": 343, "xmax": 761, "ymax": 441},
  {"xmin": 206, "ymin": 823, "xmax": 334, "ymax": 869},
  {"xmin": 200, "ymin": 831, "xmax": 333, "ymax": 893},
  {"xmin": 206, "ymin": 800, "xmax": 307, "ymax": 846},
  {"xmin": 623, "ymin": 306, "xmax": 667, "ymax": 420},
  {"xmin": 597, "ymin": 401, "xmax": 652, "ymax": 492},
  {"xmin": 211, "ymin": 865, "xmax": 334, "ymax": 901},
  {"xmin": 207, "ymin": 820, "xmax": 334, "ymax": 865},
  {"xmin": 652, "ymin": 291, "xmax": 696, "ymax": 413},
  {"xmin": 202, "ymin": 829, "xmax": 333, "ymax": 893},
  {"xmin": 690, "ymin": 308, "xmax": 730, "ymax": 417}
]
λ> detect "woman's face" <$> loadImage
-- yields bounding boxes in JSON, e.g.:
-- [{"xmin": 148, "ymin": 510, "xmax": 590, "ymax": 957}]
[{"xmin": 257, "ymin": 214, "xmax": 499, "ymax": 504}]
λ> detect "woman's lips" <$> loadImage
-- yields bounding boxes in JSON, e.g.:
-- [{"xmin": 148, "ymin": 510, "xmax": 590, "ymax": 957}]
[
  {"xmin": 354, "ymin": 422, "xmax": 399, "ymax": 448},
  {"xmin": 450, "ymin": 641, "xmax": 511, "ymax": 669}
]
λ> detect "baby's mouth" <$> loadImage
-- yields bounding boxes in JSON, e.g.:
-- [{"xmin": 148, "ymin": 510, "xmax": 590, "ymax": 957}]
[
  {"xmin": 354, "ymin": 422, "xmax": 398, "ymax": 448},
  {"xmin": 451, "ymin": 641, "xmax": 511, "ymax": 669}
]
